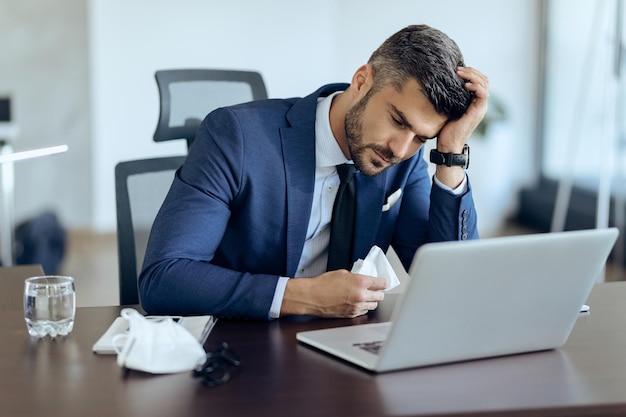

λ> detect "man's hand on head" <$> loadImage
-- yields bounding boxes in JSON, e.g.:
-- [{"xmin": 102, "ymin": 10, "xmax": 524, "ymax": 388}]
[{"xmin": 434, "ymin": 66, "xmax": 489, "ymax": 188}]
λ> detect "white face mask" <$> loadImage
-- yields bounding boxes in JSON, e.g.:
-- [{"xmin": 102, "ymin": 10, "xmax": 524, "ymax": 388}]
[{"xmin": 113, "ymin": 308, "xmax": 206, "ymax": 374}]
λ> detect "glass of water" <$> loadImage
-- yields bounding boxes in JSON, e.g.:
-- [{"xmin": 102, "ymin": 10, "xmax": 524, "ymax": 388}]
[{"xmin": 24, "ymin": 276, "xmax": 76, "ymax": 338}]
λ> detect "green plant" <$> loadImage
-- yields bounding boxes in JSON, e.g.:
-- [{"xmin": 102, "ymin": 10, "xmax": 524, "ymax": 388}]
[{"xmin": 474, "ymin": 94, "xmax": 508, "ymax": 138}]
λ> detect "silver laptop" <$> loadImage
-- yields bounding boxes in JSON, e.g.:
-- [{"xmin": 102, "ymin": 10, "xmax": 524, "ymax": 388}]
[{"xmin": 296, "ymin": 228, "xmax": 619, "ymax": 373}]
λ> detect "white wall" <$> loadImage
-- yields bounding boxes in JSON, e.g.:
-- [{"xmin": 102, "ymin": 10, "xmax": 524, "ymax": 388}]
[{"xmin": 4, "ymin": 0, "xmax": 539, "ymax": 235}]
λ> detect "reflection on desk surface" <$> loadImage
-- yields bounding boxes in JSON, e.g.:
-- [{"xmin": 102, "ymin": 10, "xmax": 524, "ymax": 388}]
[{"xmin": 376, "ymin": 349, "xmax": 582, "ymax": 415}]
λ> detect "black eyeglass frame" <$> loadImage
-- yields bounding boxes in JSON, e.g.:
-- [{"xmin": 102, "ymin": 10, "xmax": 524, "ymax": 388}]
[{"xmin": 192, "ymin": 342, "xmax": 241, "ymax": 387}]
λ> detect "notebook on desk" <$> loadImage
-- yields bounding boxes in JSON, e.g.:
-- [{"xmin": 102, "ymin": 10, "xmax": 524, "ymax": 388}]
[
  {"xmin": 297, "ymin": 228, "xmax": 619, "ymax": 373},
  {"xmin": 92, "ymin": 314, "xmax": 216, "ymax": 354}
]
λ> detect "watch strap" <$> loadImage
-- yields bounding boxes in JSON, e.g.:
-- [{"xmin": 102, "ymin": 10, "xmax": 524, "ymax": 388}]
[{"xmin": 429, "ymin": 144, "xmax": 470, "ymax": 169}]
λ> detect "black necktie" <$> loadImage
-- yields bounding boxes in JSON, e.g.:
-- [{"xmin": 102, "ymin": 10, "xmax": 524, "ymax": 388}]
[{"xmin": 327, "ymin": 164, "xmax": 357, "ymax": 271}]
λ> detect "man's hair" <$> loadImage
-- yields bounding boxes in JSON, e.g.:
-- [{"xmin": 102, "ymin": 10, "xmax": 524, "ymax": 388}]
[{"xmin": 367, "ymin": 24, "xmax": 472, "ymax": 120}]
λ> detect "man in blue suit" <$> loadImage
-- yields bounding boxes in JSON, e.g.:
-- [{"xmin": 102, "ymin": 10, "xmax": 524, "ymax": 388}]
[{"xmin": 139, "ymin": 24, "xmax": 489, "ymax": 320}]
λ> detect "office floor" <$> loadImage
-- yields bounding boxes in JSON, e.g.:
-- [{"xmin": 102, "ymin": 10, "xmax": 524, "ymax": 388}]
[
  {"xmin": 59, "ymin": 231, "xmax": 119, "ymax": 307},
  {"xmin": 58, "ymin": 222, "xmax": 625, "ymax": 308}
]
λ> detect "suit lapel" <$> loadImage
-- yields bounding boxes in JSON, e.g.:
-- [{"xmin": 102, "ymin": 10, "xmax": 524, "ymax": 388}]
[{"xmin": 280, "ymin": 125, "xmax": 315, "ymax": 277}]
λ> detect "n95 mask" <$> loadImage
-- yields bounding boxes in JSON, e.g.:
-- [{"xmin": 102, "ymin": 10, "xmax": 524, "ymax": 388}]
[{"xmin": 113, "ymin": 308, "xmax": 206, "ymax": 374}]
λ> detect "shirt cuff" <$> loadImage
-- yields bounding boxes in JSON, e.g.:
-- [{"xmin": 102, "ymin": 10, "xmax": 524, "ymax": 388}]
[
  {"xmin": 269, "ymin": 277, "xmax": 290, "ymax": 319},
  {"xmin": 433, "ymin": 173, "xmax": 468, "ymax": 196}
]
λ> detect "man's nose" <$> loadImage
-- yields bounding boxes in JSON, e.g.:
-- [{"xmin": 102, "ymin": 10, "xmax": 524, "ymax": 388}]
[{"xmin": 388, "ymin": 132, "xmax": 416, "ymax": 160}]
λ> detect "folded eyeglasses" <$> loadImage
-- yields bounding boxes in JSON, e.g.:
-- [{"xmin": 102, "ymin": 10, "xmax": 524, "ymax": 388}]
[{"xmin": 192, "ymin": 342, "xmax": 241, "ymax": 387}]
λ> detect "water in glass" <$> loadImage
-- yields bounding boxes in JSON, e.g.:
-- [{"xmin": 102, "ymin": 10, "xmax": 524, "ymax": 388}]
[{"xmin": 24, "ymin": 276, "xmax": 75, "ymax": 338}]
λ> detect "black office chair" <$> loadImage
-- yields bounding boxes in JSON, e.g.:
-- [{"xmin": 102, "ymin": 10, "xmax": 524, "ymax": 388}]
[
  {"xmin": 153, "ymin": 69, "xmax": 268, "ymax": 149},
  {"xmin": 115, "ymin": 69, "xmax": 267, "ymax": 305},
  {"xmin": 115, "ymin": 156, "xmax": 186, "ymax": 305}
]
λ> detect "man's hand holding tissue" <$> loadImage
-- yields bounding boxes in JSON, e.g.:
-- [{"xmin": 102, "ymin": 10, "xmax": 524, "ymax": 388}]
[
  {"xmin": 280, "ymin": 247, "xmax": 399, "ymax": 318},
  {"xmin": 280, "ymin": 270, "xmax": 388, "ymax": 318}
]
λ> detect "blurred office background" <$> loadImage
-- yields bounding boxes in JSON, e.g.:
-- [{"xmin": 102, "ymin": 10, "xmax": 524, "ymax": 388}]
[{"xmin": 1, "ymin": 0, "xmax": 624, "ymax": 305}]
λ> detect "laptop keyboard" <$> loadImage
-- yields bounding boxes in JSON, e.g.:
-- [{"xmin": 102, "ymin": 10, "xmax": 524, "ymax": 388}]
[{"xmin": 353, "ymin": 340, "xmax": 384, "ymax": 355}]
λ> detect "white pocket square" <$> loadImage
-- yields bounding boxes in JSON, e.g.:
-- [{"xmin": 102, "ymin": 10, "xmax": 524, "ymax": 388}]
[{"xmin": 382, "ymin": 189, "xmax": 402, "ymax": 212}]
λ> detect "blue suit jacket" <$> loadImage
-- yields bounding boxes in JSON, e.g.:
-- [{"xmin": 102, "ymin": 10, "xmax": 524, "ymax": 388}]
[{"xmin": 139, "ymin": 84, "xmax": 478, "ymax": 320}]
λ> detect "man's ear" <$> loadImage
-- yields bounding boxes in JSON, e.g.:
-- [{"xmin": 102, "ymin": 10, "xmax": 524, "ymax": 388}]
[{"xmin": 350, "ymin": 64, "xmax": 373, "ymax": 97}]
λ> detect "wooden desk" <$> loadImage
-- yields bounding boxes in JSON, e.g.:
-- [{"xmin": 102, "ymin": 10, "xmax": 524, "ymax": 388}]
[
  {"xmin": 0, "ymin": 264, "xmax": 44, "ymax": 310},
  {"xmin": 2, "ymin": 283, "xmax": 626, "ymax": 417}
]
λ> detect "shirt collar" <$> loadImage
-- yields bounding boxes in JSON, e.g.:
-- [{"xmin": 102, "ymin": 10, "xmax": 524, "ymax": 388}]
[{"xmin": 315, "ymin": 92, "xmax": 351, "ymax": 168}]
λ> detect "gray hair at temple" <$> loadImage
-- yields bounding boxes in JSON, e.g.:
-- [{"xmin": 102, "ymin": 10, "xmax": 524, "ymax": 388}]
[{"xmin": 367, "ymin": 24, "xmax": 472, "ymax": 120}]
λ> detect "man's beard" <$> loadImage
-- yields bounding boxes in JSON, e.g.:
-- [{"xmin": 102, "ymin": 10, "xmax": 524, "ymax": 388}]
[{"xmin": 344, "ymin": 91, "xmax": 401, "ymax": 177}]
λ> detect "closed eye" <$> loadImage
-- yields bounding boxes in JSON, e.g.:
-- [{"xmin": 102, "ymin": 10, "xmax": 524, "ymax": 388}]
[
  {"xmin": 388, "ymin": 104, "xmax": 438, "ymax": 144},
  {"xmin": 389, "ymin": 105, "xmax": 413, "ymax": 130}
]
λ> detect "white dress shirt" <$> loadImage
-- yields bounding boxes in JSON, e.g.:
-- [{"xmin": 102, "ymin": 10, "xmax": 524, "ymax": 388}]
[{"xmin": 268, "ymin": 92, "xmax": 467, "ymax": 318}]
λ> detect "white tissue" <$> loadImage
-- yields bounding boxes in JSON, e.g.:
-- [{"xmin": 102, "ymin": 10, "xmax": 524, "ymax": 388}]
[{"xmin": 351, "ymin": 246, "xmax": 400, "ymax": 291}]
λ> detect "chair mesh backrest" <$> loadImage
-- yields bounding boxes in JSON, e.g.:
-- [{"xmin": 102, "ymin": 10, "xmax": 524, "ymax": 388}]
[
  {"xmin": 127, "ymin": 170, "xmax": 175, "ymax": 271},
  {"xmin": 115, "ymin": 156, "xmax": 186, "ymax": 305},
  {"xmin": 154, "ymin": 69, "xmax": 268, "ymax": 148}
]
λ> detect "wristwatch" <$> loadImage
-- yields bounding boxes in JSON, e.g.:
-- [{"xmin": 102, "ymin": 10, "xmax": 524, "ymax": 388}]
[{"xmin": 429, "ymin": 144, "xmax": 470, "ymax": 169}]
